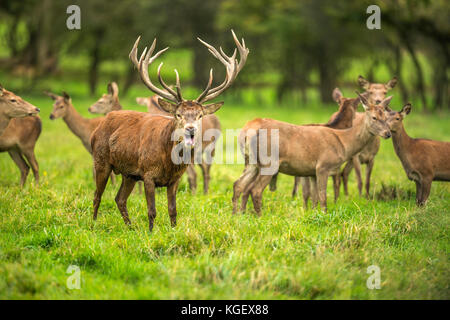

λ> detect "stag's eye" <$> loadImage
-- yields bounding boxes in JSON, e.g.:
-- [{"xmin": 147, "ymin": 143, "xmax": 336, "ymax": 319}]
[
  {"xmin": 396, "ymin": 118, "xmax": 400, "ymax": 120},
  {"xmin": 10, "ymin": 99, "xmax": 16, "ymax": 103},
  {"xmin": 175, "ymin": 114, "xmax": 181, "ymax": 119},
  {"xmin": 372, "ymin": 116, "xmax": 377, "ymax": 120}
]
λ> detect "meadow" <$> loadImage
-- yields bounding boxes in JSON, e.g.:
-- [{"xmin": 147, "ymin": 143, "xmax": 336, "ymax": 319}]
[{"xmin": 0, "ymin": 83, "xmax": 449, "ymax": 299}]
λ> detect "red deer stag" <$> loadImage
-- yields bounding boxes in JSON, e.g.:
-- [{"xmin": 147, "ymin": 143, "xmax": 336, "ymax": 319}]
[
  {"xmin": 341, "ymin": 75, "xmax": 397, "ymax": 197},
  {"xmin": 0, "ymin": 85, "xmax": 41, "ymax": 186},
  {"xmin": 232, "ymin": 93, "xmax": 391, "ymax": 214},
  {"xmin": 91, "ymin": 31, "xmax": 248, "ymax": 231},
  {"xmin": 386, "ymin": 104, "xmax": 450, "ymax": 206},
  {"xmin": 136, "ymin": 95, "xmax": 221, "ymax": 194}
]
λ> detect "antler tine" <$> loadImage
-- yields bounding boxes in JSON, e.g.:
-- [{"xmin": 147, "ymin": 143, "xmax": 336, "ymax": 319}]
[
  {"xmin": 195, "ymin": 30, "xmax": 248, "ymax": 103},
  {"xmin": 174, "ymin": 69, "xmax": 183, "ymax": 101},
  {"xmin": 157, "ymin": 62, "xmax": 179, "ymax": 98},
  {"xmin": 196, "ymin": 69, "xmax": 214, "ymax": 103},
  {"xmin": 129, "ymin": 36, "xmax": 182, "ymax": 103}
]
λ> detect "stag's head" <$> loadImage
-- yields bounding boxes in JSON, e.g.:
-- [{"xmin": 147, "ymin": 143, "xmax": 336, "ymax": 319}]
[
  {"xmin": 0, "ymin": 84, "xmax": 40, "ymax": 118},
  {"xmin": 129, "ymin": 30, "xmax": 248, "ymax": 147},
  {"xmin": 358, "ymin": 75, "xmax": 397, "ymax": 105},
  {"xmin": 45, "ymin": 91, "xmax": 72, "ymax": 120},
  {"xmin": 386, "ymin": 103, "xmax": 411, "ymax": 132},
  {"xmin": 88, "ymin": 82, "xmax": 121, "ymax": 114},
  {"xmin": 357, "ymin": 91, "xmax": 392, "ymax": 139}
]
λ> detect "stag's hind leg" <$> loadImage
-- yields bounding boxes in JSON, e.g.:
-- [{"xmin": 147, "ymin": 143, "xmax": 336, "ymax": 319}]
[
  {"xmin": 143, "ymin": 176, "xmax": 156, "ymax": 231},
  {"xmin": 115, "ymin": 176, "xmax": 136, "ymax": 225},
  {"xmin": 93, "ymin": 163, "xmax": 112, "ymax": 220},
  {"xmin": 8, "ymin": 150, "xmax": 30, "ymax": 187}
]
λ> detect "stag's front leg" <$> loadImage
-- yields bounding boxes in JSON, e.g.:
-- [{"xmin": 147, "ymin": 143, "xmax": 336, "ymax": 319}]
[
  {"xmin": 143, "ymin": 176, "xmax": 157, "ymax": 231},
  {"xmin": 115, "ymin": 176, "xmax": 136, "ymax": 225},
  {"xmin": 167, "ymin": 179, "xmax": 180, "ymax": 227}
]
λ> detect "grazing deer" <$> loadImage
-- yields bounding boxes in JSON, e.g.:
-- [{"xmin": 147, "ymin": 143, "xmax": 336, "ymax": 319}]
[
  {"xmin": 136, "ymin": 95, "xmax": 221, "ymax": 194},
  {"xmin": 91, "ymin": 31, "xmax": 248, "ymax": 231},
  {"xmin": 232, "ymin": 93, "xmax": 392, "ymax": 214},
  {"xmin": 46, "ymin": 91, "xmax": 116, "ymax": 185},
  {"xmin": 269, "ymin": 88, "xmax": 361, "ymax": 207},
  {"xmin": 386, "ymin": 104, "xmax": 450, "ymax": 206},
  {"xmin": 0, "ymin": 84, "xmax": 40, "ymax": 135},
  {"xmin": 0, "ymin": 85, "xmax": 41, "ymax": 186},
  {"xmin": 341, "ymin": 75, "xmax": 397, "ymax": 197}
]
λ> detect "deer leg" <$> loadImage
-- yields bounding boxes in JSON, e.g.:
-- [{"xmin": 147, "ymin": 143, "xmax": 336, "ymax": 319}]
[
  {"xmin": 199, "ymin": 161, "xmax": 211, "ymax": 195},
  {"xmin": 300, "ymin": 177, "xmax": 310, "ymax": 208},
  {"xmin": 415, "ymin": 181, "xmax": 423, "ymax": 206},
  {"xmin": 310, "ymin": 176, "xmax": 319, "ymax": 209},
  {"xmin": 332, "ymin": 174, "xmax": 340, "ymax": 203},
  {"xmin": 240, "ymin": 178, "xmax": 258, "ymax": 212},
  {"xmin": 353, "ymin": 157, "xmax": 363, "ymax": 196},
  {"xmin": 418, "ymin": 178, "xmax": 432, "ymax": 206},
  {"xmin": 114, "ymin": 176, "xmax": 136, "ymax": 225},
  {"xmin": 316, "ymin": 170, "xmax": 329, "ymax": 213},
  {"xmin": 8, "ymin": 150, "xmax": 30, "ymax": 187},
  {"xmin": 186, "ymin": 164, "xmax": 197, "ymax": 194},
  {"xmin": 167, "ymin": 179, "xmax": 180, "ymax": 227},
  {"xmin": 232, "ymin": 164, "xmax": 259, "ymax": 214},
  {"xmin": 292, "ymin": 176, "xmax": 301, "ymax": 198},
  {"xmin": 364, "ymin": 159, "xmax": 375, "ymax": 198},
  {"xmin": 93, "ymin": 164, "xmax": 112, "ymax": 220},
  {"xmin": 22, "ymin": 150, "xmax": 39, "ymax": 185},
  {"xmin": 341, "ymin": 160, "xmax": 353, "ymax": 196},
  {"xmin": 137, "ymin": 181, "xmax": 143, "ymax": 194},
  {"xmin": 143, "ymin": 176, "xmax": 156, "ymax": 232},
  {"xmin": 249, "ymin": 174, "xmax": 273, "ymax": 216},
  {"xmin": 269, "ymin": 173, "xmax": 278, "ymax": 192},
  {"xmin": 110, "ymin": 173, "xmax": 116, "ymax": 185}
]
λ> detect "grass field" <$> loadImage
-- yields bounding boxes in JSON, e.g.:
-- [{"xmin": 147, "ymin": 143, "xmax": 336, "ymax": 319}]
[{"xmin": 0, "ymin": 88, "xmax": 449, "ymax": 299}]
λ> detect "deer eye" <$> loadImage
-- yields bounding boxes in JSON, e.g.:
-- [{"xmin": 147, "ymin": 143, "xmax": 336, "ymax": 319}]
[
  {"xmin": 175, "ymin": 114, "xmax": 181, "ymax": 119},
  {"xmin": 372, "ymin": 116, "xmax": 377, "ymax": 120},
  {"xmin": 10, "ymin": 99, "xmax": 16, "ymax": 103},
  {"xmin": 396, "ymin": 117, "xmax": 400, "ymax": 120}
]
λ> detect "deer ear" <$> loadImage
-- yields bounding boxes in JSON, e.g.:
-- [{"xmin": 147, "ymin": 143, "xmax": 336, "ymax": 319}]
[
  {"xmin": 380, "ymin": 95, "xmax": 393, "ymax": 110},
  {"xmin": 332, "ymin": 88, "xmax": 343, "ymax": 103},
  {"xmin": 108, "ymin": 82, "xmax": 119, "ymax": 97},
  {"xmin": 386, "ymin": 77, "xmax": 398, "ymax": 90},
  {"xmin": 356, "ymin": 91, "xmax": 369, "ymax": 110},
  {"xmin": 203, "ymin": 102, "xmax": 224, "ymax": 115},
  {"xmin": 400, "ymin": 103, "xmax": 411, "ymax": 116},
  {"xmin": 157, "ymin": 98, "xmax": 177, "ymax": 114},
  {"xmin": 358, "ymin": 75, "xmax": 370, "ymax": 90},
  {"xmin": 44, "ymin": 91, "xmax": 57, "ymax": 100},
  {"xmin": 62, "ymin": 91, "xmax": 71, "ymax": 102}
]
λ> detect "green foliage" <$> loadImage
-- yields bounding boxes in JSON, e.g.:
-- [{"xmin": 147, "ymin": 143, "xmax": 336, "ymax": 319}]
[{"xmin": 0, "ymin": 90, "xmax": 448, "ymax": 299}]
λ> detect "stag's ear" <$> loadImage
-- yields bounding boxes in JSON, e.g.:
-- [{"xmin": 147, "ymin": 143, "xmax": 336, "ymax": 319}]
[
  {"xmin": 62, "ymin": 91, "xmax": 71, "ymax": 102},
  {"xmin": 108, "ymin": 82, "xmax": 119, "ymax": 98},
  {"xmin": 332, "ymin": 88, "xmax": 343, "ymax": 103},
  {"xmin": 380, "ymin": 95, "xmax": 393, "ymax": 110},
  {"xmin": 400, "ymin": 103, "xmax": 411, "ymax": 117},
  {"xmin": 356, "ymin": 91, "xmax": 370, "ymax": 110},
  {"xmin": 358, "ymin": 75, "xmax": 370, "ymax": 90},
  {"xmin": 0, "ymin": 84, "xmax": 4, "ymax": 96},
  {"xmin": 386, "ymin": 77, "xmax": 398, "ymax": 90},
  {"xmin": 157, "ymin": 98, "xmax": 177, "ymax": 114},
  {"xmin": 203, "ymin": 102, "xmax": 224, "ymax": 115}
]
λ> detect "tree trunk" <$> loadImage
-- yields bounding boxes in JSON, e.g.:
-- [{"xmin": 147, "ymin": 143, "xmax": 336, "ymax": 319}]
[{"xmin": 89, "ymin": 30, "xmax": 104, "ymax": 96}]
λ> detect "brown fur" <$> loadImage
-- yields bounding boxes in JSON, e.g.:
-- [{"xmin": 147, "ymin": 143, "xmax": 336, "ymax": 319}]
[
  {"xmin": 341, "ymin": 75, "xmax": 397, "ymax": 197},
  {"xmin": 387, "ymin": 104, "xmax": 450, "ymax": 205},
  {"xmin": 136, "ymin": 95, "xmax": 222, "ymax": 194},
  {"xmin": 232, "ymin": 95, "xmax": 392, "ymax": 214}
]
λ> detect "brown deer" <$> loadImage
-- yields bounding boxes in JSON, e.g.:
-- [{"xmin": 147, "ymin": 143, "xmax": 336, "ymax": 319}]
[
  {"xmin": 88, "ymin": 82, "xmax": 123, "ymax": 114},
  {"xmin": 232, "ymin": 93, "xmax": 392, "ymax": 214},
  {"xmin": 0, "ymin": 85, "xmax": 41, "ymax": 186},
  {"xmin": 91, "ymin": 31, "xmax": 248, "ymax": 231},
  {"xmin": 136, "ymin": 95, "xmax": 221, "ymax": 194},
  {"xmin": 269, "ymin": 88, "xmax": 361, "ymax": 207},
  {"xmin": 341, "ymin": 75, "xmax": 397, "ymax": 197},
  {"xmin": 386, "ymin": 104, "xmax": 450, "ymax": 206},
  {"xmin": 0, "ymin": 84, "xmax": 40, "ymax": 135}
]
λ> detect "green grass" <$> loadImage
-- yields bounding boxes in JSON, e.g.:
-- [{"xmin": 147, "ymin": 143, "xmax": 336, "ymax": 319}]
[{"xmin": 0, "ymin": 89, "xmax": 449, "ymax": 299}]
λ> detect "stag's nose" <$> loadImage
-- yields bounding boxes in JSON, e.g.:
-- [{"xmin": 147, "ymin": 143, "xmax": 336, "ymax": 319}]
[{"xmin": 185, "ymin": 125, "xmax": 197, "ymax": 134}]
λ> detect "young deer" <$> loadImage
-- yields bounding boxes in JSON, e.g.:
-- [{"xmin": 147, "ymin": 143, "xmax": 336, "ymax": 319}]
[
  {"xmin": 88, "ymin": 82, "xmax": 123, "ymax": 114},
  {"xmin": 136, "ymin": 95, "xmax": 221, "ymax": 194},
  {"xmin": 0, "ymin": 85, "xmax": 41, "ymax": 186},
  {"xmin": 0, "ymin": 84, "xmax": 40, "ymax": 135},
  {"xmin": 341, "ymin": 75, "xmax": 397, "ymax": 197},
  {"xmin": 270, "ymin": 88, "xmax": 361, "ymax": 207},
  {"xmin": 386, "ymin": 104, "xmax": 450, "ymax": 206},
  {"xmin": 91, "ymin": 31, "xmax": 248, "ymax": 231},
  {"xmin": 46, "ymin": 91, "xmax": 116, "ymax": 185},
  {"xmin": 232, "ymin": 93, "xmax": 392, "ymax": 214}
]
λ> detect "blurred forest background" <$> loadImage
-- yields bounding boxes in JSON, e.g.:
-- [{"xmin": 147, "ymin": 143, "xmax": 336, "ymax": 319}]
[{"xmin": 0, "ymin": 0, "xmax": 448, "ymax": 110}]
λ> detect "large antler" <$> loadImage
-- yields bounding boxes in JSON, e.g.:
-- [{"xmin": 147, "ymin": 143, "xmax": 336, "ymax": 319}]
[
  {"xmin": 129, "ymin": 37, "xmax": 183, "ymax": 103},
  {"xmin": 195, "ymin": 30, "xmax": 249, "ymax": 104}
]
